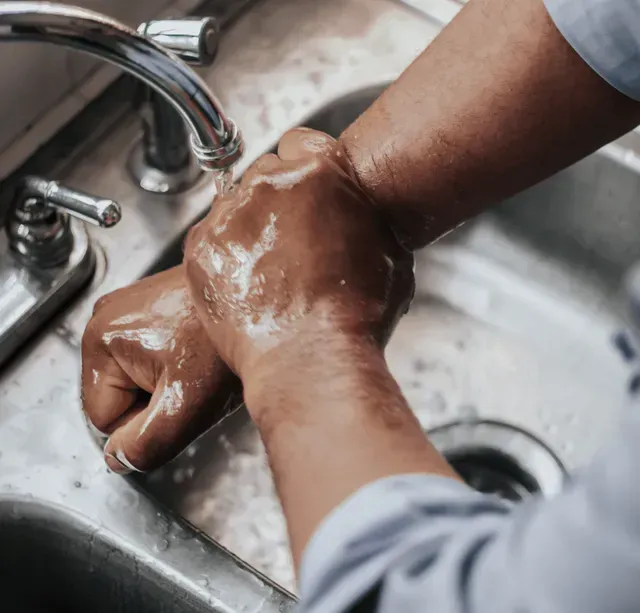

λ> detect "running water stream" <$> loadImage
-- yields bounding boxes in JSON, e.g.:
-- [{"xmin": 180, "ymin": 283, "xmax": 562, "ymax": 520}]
[{"xmin": 214, "ymin": 168, "xmax": 235, "ymax": 197}]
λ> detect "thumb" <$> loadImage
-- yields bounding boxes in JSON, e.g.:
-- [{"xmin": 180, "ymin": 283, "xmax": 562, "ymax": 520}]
[{"xmin": 103, "ymin": 375, "xmax": 240, "ymax": 474}]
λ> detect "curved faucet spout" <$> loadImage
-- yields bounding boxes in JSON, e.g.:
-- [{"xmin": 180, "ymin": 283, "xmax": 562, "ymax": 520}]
[{"xmin": 0, "ymin": 2, "xmax": 244, "ymax": 171}]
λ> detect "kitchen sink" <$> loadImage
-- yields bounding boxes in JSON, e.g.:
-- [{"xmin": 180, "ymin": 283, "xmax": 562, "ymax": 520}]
[
  {"xmin": 1, "ymin": 0, "xmax": 633, "ymax": 604},
  {"xmin": 0, "ymin": 498, "xmax": 214, "ymax": 613},
  {"xmin": 136, "ymin": 85, "xmax": 634, "ymax": 592}
]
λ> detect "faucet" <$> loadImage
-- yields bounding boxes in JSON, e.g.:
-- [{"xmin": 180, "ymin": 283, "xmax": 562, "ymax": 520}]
[
  {"xmin": 129, "ymin": 17, "xmax": 224, "ymax": 193},
  {"xmin": 0, "ymin": 2, "xmax": 245, "ymax": 368},
  {"xmin": 0, "ymin": 2, "xmax": 244, "ymax": 186}
]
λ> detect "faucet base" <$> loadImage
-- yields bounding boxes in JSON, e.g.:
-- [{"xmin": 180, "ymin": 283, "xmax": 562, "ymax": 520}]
[
  {"xmin": 127, "ymin": 137, "xmax": 203, "ymax": 194},
  {"xmin": 0, "ymin": 219, "xmax": 95, "ymax": 367}
]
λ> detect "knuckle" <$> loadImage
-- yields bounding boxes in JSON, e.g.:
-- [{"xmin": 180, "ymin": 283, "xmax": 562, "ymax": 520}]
[
  {"xmin": 92, "ymin": 294, "xmax": 111, "ymax": 314},
  {"xmin": 81, "ymin": 316, "xmax": 103, "ymax": 354},
  {"xmin": 184, "ymin": 223, "xmax": 205, "ymax": 260},
  {"xmin": 81, "ymin": 320, "xmax": 96, "ymax": 353}
]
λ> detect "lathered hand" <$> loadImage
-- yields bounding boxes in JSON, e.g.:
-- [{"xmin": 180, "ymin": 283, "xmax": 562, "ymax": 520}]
[
  {"xmin": 184, "ymin": 127, "xmax": 415, "ymax": 401},
  {"xmin": 82, "ymin": 267, "xmax": 240, "ymax": 474}
]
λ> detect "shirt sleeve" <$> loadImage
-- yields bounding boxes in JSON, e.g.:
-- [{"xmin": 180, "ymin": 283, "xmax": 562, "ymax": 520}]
[
  {"xmin": 544, "ymin": 0, "xmax": 640, "ymax": 101},
  {"xmin": 298, "ymin": 399, "xmax": 640, "ymax": 613}
]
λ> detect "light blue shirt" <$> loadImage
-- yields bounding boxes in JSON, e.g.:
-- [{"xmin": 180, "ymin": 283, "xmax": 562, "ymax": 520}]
[
  {"xmin": 298, "ymin": 3, "xmax": 640, "ymax": 610},
  {"xmin": 544, "ymin": 0, "xmax": 640, "ymax": 100}
]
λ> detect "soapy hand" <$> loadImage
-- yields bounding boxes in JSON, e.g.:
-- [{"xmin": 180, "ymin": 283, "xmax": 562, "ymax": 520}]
[
  {"xmin": 183, "ymin": 127, "xmax": 415, "ymax": 399},
  {"xmin": 81, "ymin": 267, "xmax": 241, "ymax": 474}
]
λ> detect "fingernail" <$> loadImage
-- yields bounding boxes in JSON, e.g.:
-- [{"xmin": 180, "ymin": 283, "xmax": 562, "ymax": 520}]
[
  {"xmin": 84, "ymin": 413, "xmax": 109, "ymax": 442},
  {"xmin": 105, "ymin": 449, "xmax": 140, "ymax": 475}
]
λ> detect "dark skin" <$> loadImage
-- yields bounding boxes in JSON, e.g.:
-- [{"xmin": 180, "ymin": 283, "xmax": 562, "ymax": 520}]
[
  {"xmin": 82, "ymin": 0, "xmax": 640, "ymax": 570},
  {"xmin": 82, "ymin": 267, "xmax": 240, "ymax": 473},
  {"xmin": 341, "ymin": 0, "xmax": 640, "ymax": 248},
  {"xmin": 183, "ymin": 128, "xmax": 415, "ymax": 380},
  {"xmin": 183, "ymin": 128, "xmax": 456, "ymax": 565}
]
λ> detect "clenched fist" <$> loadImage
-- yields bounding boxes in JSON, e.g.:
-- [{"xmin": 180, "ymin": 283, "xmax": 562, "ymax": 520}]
[{"xmin": 82, "ymin": 267, "xmax": 241, "ymax": 473}]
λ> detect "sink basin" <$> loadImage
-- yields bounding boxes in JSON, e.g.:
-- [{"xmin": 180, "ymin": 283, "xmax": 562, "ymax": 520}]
[
  {"xmin": 0, "ymin": 497, "xmax": 215, "ymax": 613},
  {"xmin": 137, "ymin": 85, "xmax": 632, "ymax": 592}
]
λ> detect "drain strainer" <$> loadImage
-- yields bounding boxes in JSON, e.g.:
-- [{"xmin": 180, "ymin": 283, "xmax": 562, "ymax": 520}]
[{"xmin": 427, "ymin": 419, "xmax": 567, "ymax": 501}]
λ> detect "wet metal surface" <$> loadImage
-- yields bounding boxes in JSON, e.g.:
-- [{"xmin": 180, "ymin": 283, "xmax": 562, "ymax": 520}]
[
  {"xmin": 0, "ymin": 0, "xmax": 441, "ymax": 607},
  {"xmin": 0, "ymin": 0, "xmax": 637, "ymax": 605}
]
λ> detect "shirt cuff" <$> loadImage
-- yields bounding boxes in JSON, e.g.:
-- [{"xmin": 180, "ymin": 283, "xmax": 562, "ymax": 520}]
[
  {"xmin": 299, "ymin": 474, "xmax": 503, "ymax": 612},
  {"xmin": 544, "ymin": 0, "xmax": 640, "ymax": 101}
]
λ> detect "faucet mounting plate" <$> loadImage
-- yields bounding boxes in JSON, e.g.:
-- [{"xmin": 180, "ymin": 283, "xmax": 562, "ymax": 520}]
[{"xmin": 0, "ymin": 219, "xmax": 95, "ymax": 368}]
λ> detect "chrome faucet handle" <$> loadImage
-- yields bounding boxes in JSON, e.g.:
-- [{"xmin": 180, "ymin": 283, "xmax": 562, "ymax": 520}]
[
  {"xmin": 138, "ymin": 17, "xmax": 220, "ymax": 66},
  {"xmin": 20, "ymin": 176, "xmax": 122, "ymax": 228},
  {"xmin": 7, "ymin": 176, "xmax": 122, "ymax": 268}
]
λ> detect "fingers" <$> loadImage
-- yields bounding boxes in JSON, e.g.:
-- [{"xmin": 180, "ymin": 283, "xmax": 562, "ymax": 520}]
[
  {"xmin": 277, "ymin": 127, "xmax": 338, "ymax": 160},
  {"xmin": 103, "ymin": 373, "xmax": 241, "ymax": 474},
  {"xmin": 238, "ymin": 152, "xmax": 282, "ymax": 189},
  {"xmin": 223, "ymin": 129, "xmax": 346, "ymax": 199},
  {"xmin": 81, "ymin": 322, "xmax": 139, "ymax": 434}
]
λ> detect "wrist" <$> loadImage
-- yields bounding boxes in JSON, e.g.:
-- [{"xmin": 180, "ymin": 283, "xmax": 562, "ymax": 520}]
[
  {"xmin": 242, "ymin": 329, "xmax": 382, "ymax": 427},
  {"xmin": 340, "ymin": 127, "xmax": 442, "ymax": 250}
]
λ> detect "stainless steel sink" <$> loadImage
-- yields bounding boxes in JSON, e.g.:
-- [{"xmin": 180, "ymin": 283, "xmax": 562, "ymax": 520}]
[
  {"xmin": 2, "ymin": 0, "xmax": 637, "ymax": 605},
  {"xmin": 0, "ymin": 1, "xmax": 443, "ymax": 607},
  {"xmin": 0, "ymin": 498, "xmax": 215, "ymax": 613},
  {"xmin": 137, "ymin": 85, "xmax": 634, "ymax": 592}
]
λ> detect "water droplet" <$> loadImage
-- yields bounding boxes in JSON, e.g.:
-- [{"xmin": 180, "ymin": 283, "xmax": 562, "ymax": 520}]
[
  {"xmin": 156, "ymin": 539, "xmax": 169, "ymax": 552},
  {"xmin": 198, "ymin": 577, "xmax": 210, "ymax": 588},
  {"xmin": 74, "ymin": 481, "xmax": 82, "ymax": 488},
  {"xmin": 543, "ymin": 424, "xmax": 558, "ymax": 435}
]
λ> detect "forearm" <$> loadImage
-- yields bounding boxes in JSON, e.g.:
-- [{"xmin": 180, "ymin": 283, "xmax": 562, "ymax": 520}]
[
  {"xmin": 341, "ymin": 0, "xmax": 640, "ymax": 249},
  {"xmin": 243, "ymin": 332, "xmax": 458, "ymax": 569}
]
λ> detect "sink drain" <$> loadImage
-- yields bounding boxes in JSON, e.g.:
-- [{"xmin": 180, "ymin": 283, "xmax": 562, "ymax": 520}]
[{"xmin": 427, "ymin": 420, "xmax": 567, "ymax": 501}]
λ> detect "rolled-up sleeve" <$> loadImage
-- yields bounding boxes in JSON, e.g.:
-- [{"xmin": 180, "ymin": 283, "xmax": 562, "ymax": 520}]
[
  {"xmin": 544, "ymin": 0, "xmax": 640, "ymax": 100},
  {"xmin": 299, "ymin": 399, "xmax": 640, "ymax": 612}
]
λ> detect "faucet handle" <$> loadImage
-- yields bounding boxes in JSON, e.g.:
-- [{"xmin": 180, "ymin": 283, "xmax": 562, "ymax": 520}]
[
  {"xmin": 7, "ymin": 176, "xmax": 122, "ymax": 268},
  {"xmin": 20, "ymin": 176, "xmax": 122, "ymax": 228},
  {"xmin": 138, "ymin": 17, "xmax": 219, "ymax": 66}
]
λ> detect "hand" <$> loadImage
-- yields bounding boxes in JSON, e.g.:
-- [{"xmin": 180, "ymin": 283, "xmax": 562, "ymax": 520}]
[
  {"xmin": 81, "ymin": 267, "xmax": 241, "ymax": 474},
  {"xmin": 183, "ymin": 127, "xmax": 415, "ymax": 400}
]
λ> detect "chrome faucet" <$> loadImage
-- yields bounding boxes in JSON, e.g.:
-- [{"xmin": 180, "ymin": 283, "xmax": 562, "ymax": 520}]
[
  {"xmin": 130, "ymin": 17, "xmax": 225, "ymax": 193},
  {"xmin": 0, "ymin": 2, "xmax": 244, "ymax": 181},
  {"xmin": 7, "ymin": 176, "xmax": 121, "ymax": 268},
  {"xmin": 0, "ymin": 2, "xmax": 245, "ymax": 368}
]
